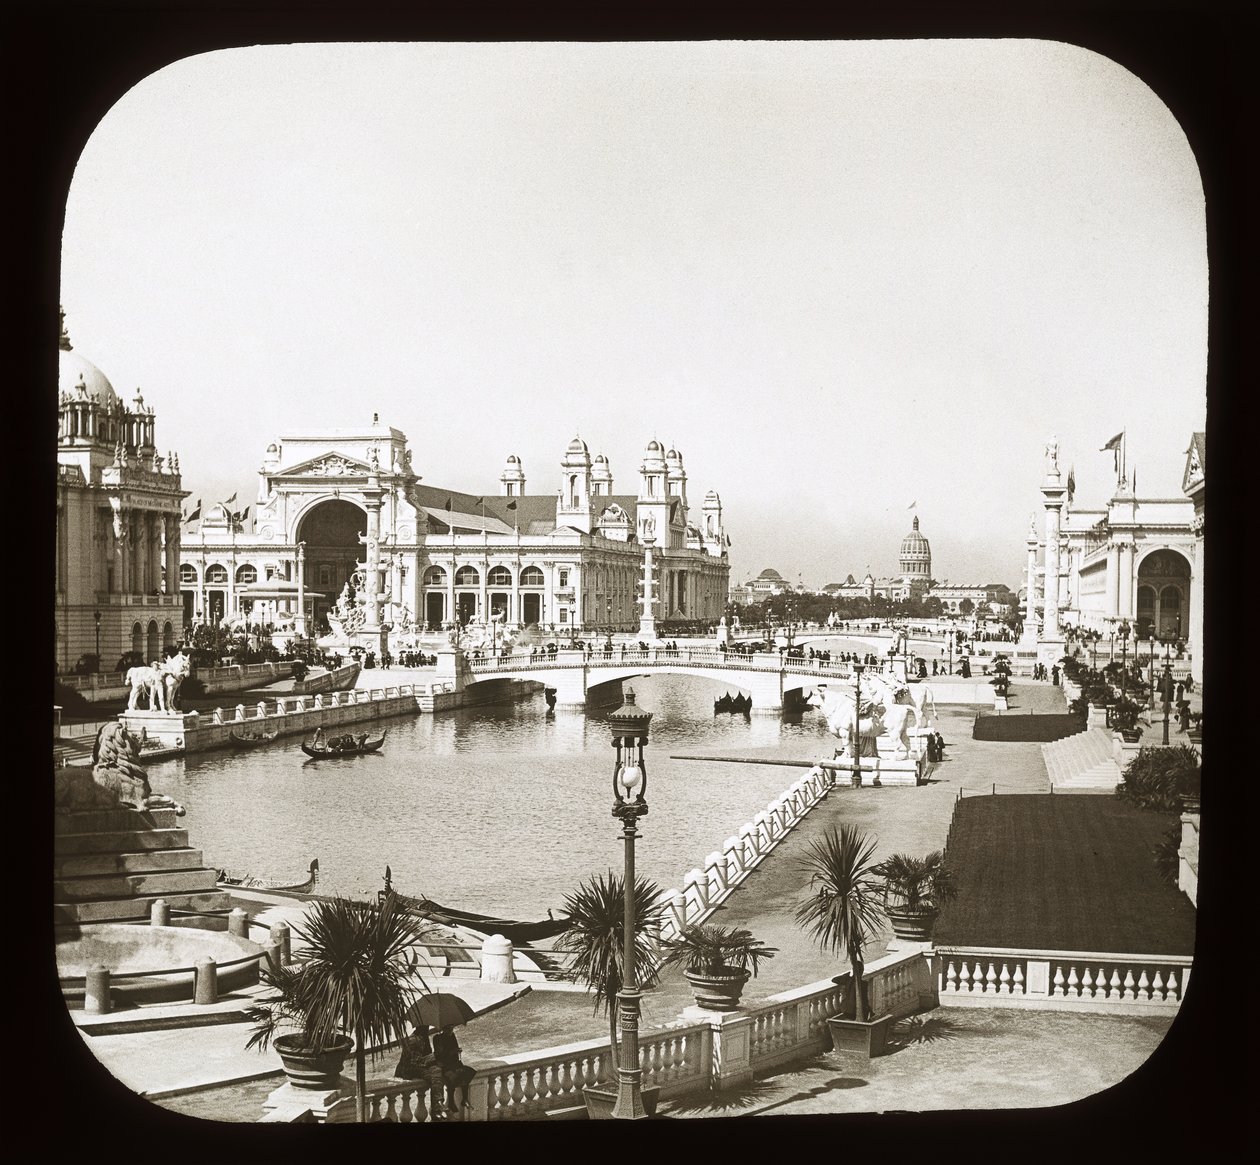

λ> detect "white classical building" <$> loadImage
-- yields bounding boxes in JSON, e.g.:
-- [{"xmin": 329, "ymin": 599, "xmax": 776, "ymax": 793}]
[
  {"xmin": 55, "ymin": 310, "xmax": 187, "ymax": 672},
  {"xmin": 179, "ymin": 424, "xmax": 731, "ymax": 643},
  {"xmin": 1025, "ymin": 434, "xmax": 1203, "ymax": 677}
]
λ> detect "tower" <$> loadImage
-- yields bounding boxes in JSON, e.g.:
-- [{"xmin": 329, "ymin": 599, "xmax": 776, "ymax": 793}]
[
  {"xmin": 500, "ymin": 453, "xmax": 526, "ymax": 497},
  {"xmin": 590, "ymin": 453, "xmax": 613, "ymax": 496},
  {"xmin": 899, "ymin": 515, "xmax": 932, "ymax": 582},
  {"xmin": 701, "ymin": 488, "xmax": 725, "ymax": 556},
  {"xmin": 665, "ymin": 446, "xmax": 688, "ymax": 514},
  {"xmin": 637, "ymin": 438, "xmax": 669, "ymax": 545},
  {"xmin": 557, "ymin": 436, "xmax": 594, "ymax": 533}
]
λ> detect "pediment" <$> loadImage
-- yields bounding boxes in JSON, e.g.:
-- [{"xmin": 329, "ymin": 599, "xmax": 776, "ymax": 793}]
[{"xmin": 275, "ymin": 453, "xmax": 374, "ymax": 478}]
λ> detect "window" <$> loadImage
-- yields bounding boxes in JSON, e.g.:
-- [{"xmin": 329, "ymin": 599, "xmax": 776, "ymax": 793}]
[
  {"xmin": 423, "ymin": 566, "xmax": 447, "ymax": 586},
  {"xmin": 205, "ymin": 564, "xmax": 228, "ymax": 584},
  {"xmin": 558, "ymin": 570, "xmax": 569, "ymax": 587},
  {"xmin": 559, "ymin": 609, "xmax": 568, "ymax": 623},
  {"xmin": 179, "ymin": 563, "xmax": 197, "ymax": 584},
  {"xmin": 488, "ymin": 565, "xmax": 513, "ymax": 586},
  {"xmin": 319, "ymin": 565, "xmax": 332, "ymax": 587},
  {"xmin": 236, "ymin": 564, "xmax": 257, "ymax": 585},
  {"xmin": 520, "ymin": 566, "xmax": 544, "ymax": 586},
  {"xmin": 455, "ymin": 566, "xmax": 480, "ymax": 586}
]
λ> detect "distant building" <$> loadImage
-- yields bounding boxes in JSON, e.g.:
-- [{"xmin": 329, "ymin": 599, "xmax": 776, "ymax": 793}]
[
  {"xmin": 55, "ymin": 310, "xmax": 187, "ymax": 672},
  {"xmin": 180, "ymin": 428, "xmax": 730, "ymax": 636}
]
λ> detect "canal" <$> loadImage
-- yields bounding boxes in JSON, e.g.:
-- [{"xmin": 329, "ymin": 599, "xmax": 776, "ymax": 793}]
[{"xmin": 146, "ymin": 673, "xmax": 841, "ymax": 920}]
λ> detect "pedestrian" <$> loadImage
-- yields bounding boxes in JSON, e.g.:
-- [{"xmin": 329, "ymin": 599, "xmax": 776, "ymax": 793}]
[
  {"xmin": 394, "ymin": 1022, "xmax": 445, "ymax": 1119},
  {"xmin": 433, "ymin": 1024, "xmax": 475, "ymax": 1114},
  {"xmin": 1051, "ymin": 664, "xmax": 1059, "ymax": 686}
]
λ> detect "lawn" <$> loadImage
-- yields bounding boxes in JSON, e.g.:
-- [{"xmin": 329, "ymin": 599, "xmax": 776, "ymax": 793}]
[
  {"xmin": 934, "ymin": 794, "xmax": 1196, "ymax": 954},
  {"xmin": 972, "ymin": 713, "xmax": 1084, "ymax": 742}
]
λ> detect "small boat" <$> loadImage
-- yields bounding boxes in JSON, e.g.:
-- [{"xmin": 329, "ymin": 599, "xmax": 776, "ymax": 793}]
[
  {"xmin": 379, "ymin": 867, "xmax": 569, "ymax": 945},
  {"xmin": 217, "ymin": 858, "xmax": 320, "ymax": 894},
  {"xmin": 228, "ymin": 727, "xmax": 280, "ymax": 749},
  {"xmin": 301, "ymin": 731, "xmax": 386, "ymax": 759}
]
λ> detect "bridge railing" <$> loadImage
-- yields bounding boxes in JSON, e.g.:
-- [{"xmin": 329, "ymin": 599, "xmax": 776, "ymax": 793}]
[{"xmin": 464, "ymin": 646, "xmax": 861, "ymax": 680}]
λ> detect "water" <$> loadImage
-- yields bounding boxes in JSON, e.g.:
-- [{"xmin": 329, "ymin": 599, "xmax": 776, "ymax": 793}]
[{"xmin": 146, "ymin": 673, "xmax": 843, "ymax": 920}]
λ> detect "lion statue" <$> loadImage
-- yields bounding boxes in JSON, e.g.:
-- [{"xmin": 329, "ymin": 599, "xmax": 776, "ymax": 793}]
[{"xmin": 91, "ymin": 723, "xmax": 185, "ymax": 815}]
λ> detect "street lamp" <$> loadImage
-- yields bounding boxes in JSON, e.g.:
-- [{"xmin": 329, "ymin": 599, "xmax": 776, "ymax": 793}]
[
  {"xmin": 1118, "ymin": 618, "xmax": 1131, "ymax": 706},
  {"xmin": 1159, "ymin": 662, "xmax": 1175, "ymax": 745},
  {"xmin": 93, "ymin": 609, "xmax": 101, "ymax": 673},
  {"xmin": 852, "ymin": 663, "xmax": 865, "ymax": 787},
  {"xmin": 606, "ymin": 689, "xmax": 652, "ymax": 1120}
]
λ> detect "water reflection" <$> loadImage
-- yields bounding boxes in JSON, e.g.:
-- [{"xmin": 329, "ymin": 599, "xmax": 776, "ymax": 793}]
[{"xmin": 148, "ymin": 675, "xmax": 836, "ymax": 920}]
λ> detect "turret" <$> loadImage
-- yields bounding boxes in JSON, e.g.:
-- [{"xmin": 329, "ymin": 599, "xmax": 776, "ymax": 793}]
[
  {"xmin": 500, "ymin": 453, "xmax": 526, "ymax": 497},
  {"xmin": 557, "ymin": 436, "xmax": 594, "ymax": 533}
]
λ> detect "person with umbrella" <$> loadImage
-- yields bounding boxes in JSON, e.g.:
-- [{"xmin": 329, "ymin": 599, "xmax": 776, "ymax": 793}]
[
  {"xmin": 393, "ymin": 1021, "xmax": 445, "ymax": 1119},
  {"xmin": 410, "ymin": 993, "xmax": 477, "ymax": 1115}
]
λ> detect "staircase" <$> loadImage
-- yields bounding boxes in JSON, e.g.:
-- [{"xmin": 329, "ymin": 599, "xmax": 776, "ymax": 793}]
[
  {"xmin": 1040, "ymin": 728, "xmax": 1123, "ymax": 792},
  {"xmin": 54, "ymin": 772, "xmax": 232, "ymax": 926}
]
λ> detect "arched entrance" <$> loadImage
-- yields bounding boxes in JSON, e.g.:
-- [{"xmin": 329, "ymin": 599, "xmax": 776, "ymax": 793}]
[
  {"xmin": 297, "ymin": 499, "xmax": 367, "ymax": 633},
  {"xmin": 1136, "ymin": 548, "xmax": 1191, "ymax": 641}
]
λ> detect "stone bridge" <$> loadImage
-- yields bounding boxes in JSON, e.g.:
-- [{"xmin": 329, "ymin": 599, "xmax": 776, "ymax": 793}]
[{"xmin": 463, "ymin": 646, "xmax": 867, "ymax": 712}]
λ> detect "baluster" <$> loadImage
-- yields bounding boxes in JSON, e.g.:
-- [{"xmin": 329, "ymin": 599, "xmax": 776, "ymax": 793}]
[
  {"xmin": 492, "ymin": 1071, "xmax": 511, "ymax": 1119},
  {"xmin": 1012, "ymin": 964, "xmax": 1025, "ymax": 995},
  {"xmin": 368, "ymin": 1096, "xmax": 382, "ymax": 1122},
  {"xmin": 997, "ymin": 963, "xmax": 1011, "ymax": 995},
  {"xmin": 557, "ymin": 1057, "xmax": 574, "ymax": 1104},
  {"xmin": 508, "ymin": 1069, "xmax": 526, "ymax": 1115},
  {"xmin": 1121, "ymin": 969, "xmax": 1136, "ymax": 1000},
  {"xmin": 1137, "ymin": 970, "xmax": 1151, "ymax": 1000},
  {"xmin": 944, "ymin": 960, "xmax": 958, "ymax": 994},
  {"xmin": 1051, "ymin": 965, "xmax": 1064, "ymax": 997},
  {"xmin": 1165, "ymin": 971, "xmax": 1179, "ymax": 1001},
  {"xmin": 958, "ymin": 961, "xmax": 971, "ymax": 993},
  {"xmin": 984, "ymin": 962, "xmax": 997, "ymax": 993},
  {"xmin": 1109, "ymin": 969, "xmax": 1123, "ymax": 998},
  {"xmin": 398, "ymin": 1091, "xmax": 415, "ymax": 1123},
  {"xmin": 1152, "ymin": 970, "xmax": 1166, "ymax": 1001},
  {"xmin": 1081, "ymin": 966, "xmax": 1094, "ymax": 998},
  {"xmin": 1067, "ymin": 965, "xmax": 1080, "ymax": 998}
]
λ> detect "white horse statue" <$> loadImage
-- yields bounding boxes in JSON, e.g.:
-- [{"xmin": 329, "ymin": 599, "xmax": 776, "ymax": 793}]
[
  {"xmin": 125, "ymin": 650, "xmax": 190, "ymax": 712},
  {"xmin": 815, "ymin": 683, "xmax": 882, "ymax": 759},
  {"xmin": 863, "ymin": 674, "xmax": 920, "ymax": 760}
]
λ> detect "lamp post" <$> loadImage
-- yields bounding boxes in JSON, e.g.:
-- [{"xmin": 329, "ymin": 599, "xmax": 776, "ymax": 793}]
[
  {"xmin": 1159, "ymin": 663, "xmax": 1175, "ymax": 746},
  {"xmin": 606, "ymin": 689, "xmax": 652, "ymax": 1120},
  {"xmin": 93, "ymin": 610, "xmax": 101, "ymax": 673},
  {"xmin": 852, "ymin": 663, "xmax": 865, "ymax": 787},
  {"xmin": 1118, "ymin": 618, "xmax": 1131, "ymax": 706}
]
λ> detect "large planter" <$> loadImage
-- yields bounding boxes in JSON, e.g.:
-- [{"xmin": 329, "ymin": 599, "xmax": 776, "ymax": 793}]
[
  {"xmin": 582, "ymin": 1084, "xmax": 661, "ymax": 1119},
  {"xmin": 827, "ymin": 1013, "xmax": 895, "ymax": 1059},
  {"xmin": 885, "ymin": 905, "xmax": 939, "ymax": 942},
  {"xmin": 683, "ymin": 967, "xmax": 751, "ymax": 1012},
  {"xmin": 273, "ymin": 1033, "xmax": 354, "ymax": 1090}
]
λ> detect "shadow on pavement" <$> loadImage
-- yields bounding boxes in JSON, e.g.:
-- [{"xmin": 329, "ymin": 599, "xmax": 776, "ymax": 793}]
[{"xmin": 886, "ymin": 1013, "xmax": 961, "ymax": 1051}]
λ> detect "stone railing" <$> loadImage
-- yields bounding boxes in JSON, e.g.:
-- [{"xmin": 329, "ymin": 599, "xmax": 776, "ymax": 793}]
[
  {"xmin": 466, "ymin": 647, "xmax": 859, "ymax": 680},
  {"xmin": 654, "ymin": 765, "xmax": 833, "ymax": 941},
  {"xmin": 936, "ymin": 946, "xmax": 1190, "ymax": 1015},
  {"xmin": 310, "ymin": 950, "xmax": 928, "ymax": 1123}
]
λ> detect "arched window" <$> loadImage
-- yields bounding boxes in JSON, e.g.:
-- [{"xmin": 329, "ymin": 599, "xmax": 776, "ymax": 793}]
[
  {"xmin": 488, "ymin": 565, "xmax": 513, "ymax": 586},
  {"xmin": 147, "ymin": 620, "xmax": 159, "ymax": 660},
  {"xmin": 163, "ymin": 622, "xmax": 174, "ymax": 648},
  {"xmin": 180, "ymin": 563, "xmax": 198, "ymax": 584},
  {"xmin": 520, "ymin": 565, "xmax": 545, "ymax": 586},
  {"xmin": 455, "ymin": 566, "xmax": 480, "ymax": 587},
  {"xmin": 131, "ymin": 622, "xmax": 143, "ymax": 653},
  {"xmin": 236, "ymin": 564, "xmax": 258, "ymax": 584},
  {"xmin": 205, "ymin": 563, "xmax": 229, "ymax": 585},
  {"xmin": 423, "ymin": 566, "xmax": 447, "ymax": 586}
]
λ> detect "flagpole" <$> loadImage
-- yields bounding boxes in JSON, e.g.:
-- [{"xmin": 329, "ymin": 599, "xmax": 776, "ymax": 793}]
[{"xmin": 1121, "ymin": 430, "xmax": 1127, "ymax": 488}]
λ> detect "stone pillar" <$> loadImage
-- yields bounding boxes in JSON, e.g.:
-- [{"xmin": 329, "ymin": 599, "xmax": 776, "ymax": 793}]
[
  {"xmin": 1188, "ymin": 522, "xmax": 1204, "ymax": 685},
  {"xmin": 1118, "ymin": 541, "xmax": 1135, "ymax": 619},
  {"xmin": 296, "ymin": 542, "xmax": 307, "ymax": 635},
  {"xmin": 480, "ymin": 934, "xmax": 517, "ymax": 983},
  {"xmin": 165, "ymin": 514, "xmax": 178, "ymax": 596},
  {"xmin": 638, "ymin": 537, "xmax": 657, "ymax": 640},
  {"xmin": 194, "ymin": 957, "xmax": 219, "ymax": 1005},
  {"xmin": 1106, "ymin": 542, "xmax": 1121, "ymax": 621},
  {"xmin": 85, "ymin": 966, "xmax": 112, "ymax": 1015},
  {"xmin": 1039, "ymin": 437, "xmax": 1066, "ymax": 658}
]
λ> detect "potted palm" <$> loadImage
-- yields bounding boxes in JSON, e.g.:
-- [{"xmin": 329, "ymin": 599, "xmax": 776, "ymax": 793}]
[
  {"xmin": 872, "ymin": 851, "xmax": 957, "ymax": 941},
  {"xmin": 245, "ymin": 892, "xmax": 430, "ymax": 1122},
  {"xmin": 552, "ymin": 871, "xmax": 664, "ymax": 1118},
  {"xmin": 796, "ymin": 824, "xmax": 892, "ymax": 1058},
  {"xmin": 659, "ymin": 923, "xmax": 777, "ymax": 1012}
]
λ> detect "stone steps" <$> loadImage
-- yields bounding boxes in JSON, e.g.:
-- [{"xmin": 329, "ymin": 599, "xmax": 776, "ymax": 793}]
[
  {"xmin": 54, "ymin": 849, "xmax": 208, "ymax": 878},
  {"xmin": 54, "ymin": 828, "xmax": 192, "ymax": 855},
  {"xmin": 54, "ymin": 867, "xmax": 221, "ymax": 902},
  {"xmin": 55, "ymin": 807, "xmax": 182, "ymax": 835},
  {"xmin": 1041, "ymin": 728, "xmax": 1122, "ymax": 791},
  {"xmin": 54, "ymin": 890, "xmax": 234, "ymax": 925}
]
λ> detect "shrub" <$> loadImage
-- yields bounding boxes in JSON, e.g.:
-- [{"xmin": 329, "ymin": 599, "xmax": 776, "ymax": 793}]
[{"xmin": 1115, "ymin": 745, "xmax": 1201, "ymax": 812}]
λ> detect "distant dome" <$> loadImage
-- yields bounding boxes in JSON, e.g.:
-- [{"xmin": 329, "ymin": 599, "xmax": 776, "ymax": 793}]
[
  {"xmin": 59, "ymin": 347, "xmax": 118, "ymax": 405},
  {"xmin": 567, "ymin": 436, "xmax": 589, "ymax": 455},
  {"xmin": 593, "ymin": 453, "xmax": 607, "ymax": 464},
  {"xmin": 756, "ymin": 567, "xmax": 784, "ymax": 580},
  {"xmin": 645, "ymin": 439, "xmax": 663, "ymax": 454},
  {"xmin": 665, "ymin": 447, "xmax": 679, "ymax": 460},
  {"xmin": 899, "ymin": 515, "xmax": 932, "ymax": 578},
  {"xmin": 506, "ymin": 453, "xmax": 520, "ymax": 465}
]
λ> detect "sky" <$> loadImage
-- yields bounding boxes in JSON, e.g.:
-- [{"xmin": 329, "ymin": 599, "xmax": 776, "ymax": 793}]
[{"xmin": 60, "ymin": 40, "xmax": 1206, "ymax": 589}]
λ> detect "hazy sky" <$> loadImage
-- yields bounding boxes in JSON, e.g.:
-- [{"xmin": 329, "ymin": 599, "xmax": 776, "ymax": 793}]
[{"xmin": 60, "ymin": 40, "xmax": 1206, "ymax": 588}]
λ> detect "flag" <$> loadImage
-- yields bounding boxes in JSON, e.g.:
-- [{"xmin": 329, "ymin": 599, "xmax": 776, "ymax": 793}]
[
  {"xmin": 1100, "ymin": 432, "xmax": 1123, "ymax": 452},
  {"xmin": 1066, "ymin": 466, "xmax": 1075, "ymax": 497},
  {"xmin": 907, "ymin": 500, "xmax": 916, "ymax": 510},
  {"xmin": 506, "ymin": 500, "xmax": 517, "ymax": 510},
  {"xmin": 241, "ymin": 505, "xmax": 250, "ymax": 521},
  {"xmin": 186, "ymin": 499, "xmax": 201, "ymax": 523},
  {"xmin": 224, "ymin": 491, "xmax": 237, "ymax": 507},
  {"xmin": 444, "ymin": 497, "xmax": 452, "ymax": 512}
]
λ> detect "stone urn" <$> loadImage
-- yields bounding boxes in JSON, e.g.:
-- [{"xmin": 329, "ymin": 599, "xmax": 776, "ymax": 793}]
[
  {"xmin": 581, "ymin": 1084, "xmax": 661, "ymax": 1119},
  {"xmin": 683, "ymin": 967, "xmax": 751, "ymax": 1012},
  {"xmin": 273, "ymin": 1033, "xmax": 354, "ymax": 1090},
  {"xmin": 827, "ymin": 1013, "xmax": 895, "ymax": 1059}
]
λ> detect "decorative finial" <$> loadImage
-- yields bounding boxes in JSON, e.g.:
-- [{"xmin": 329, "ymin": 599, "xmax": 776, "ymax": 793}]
[{"xmin": 59, "ymin": 306, "xmax": 72, "ymax": 351}]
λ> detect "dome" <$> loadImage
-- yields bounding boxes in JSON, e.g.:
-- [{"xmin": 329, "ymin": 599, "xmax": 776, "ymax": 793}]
[
  {"xmin": 645, "ymin": 439, "xmax": 663, "ymax": 454},
  {"xmin": 593, "ymin": 453, "xmax": 607, "ymax": 464},
  {"xmin": 59, "ymin": 347, "xmax": 118, "ymax": 405},
  {"xmin": 900, "ymin": 515, "xmax": 931, "ymax": 555},
  {"xmin": 506, "ymin": 453, "xmax": 520, "ymax": 465},
  {"xmin": 566, "ymin": 436, "xmax": 589, "ymax": 455},
  {"xmin": 665, "ymin": 446, "xmax": 679, "ymax": 460}
]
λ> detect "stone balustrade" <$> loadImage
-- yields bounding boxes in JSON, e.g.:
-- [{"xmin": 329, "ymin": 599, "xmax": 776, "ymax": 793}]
[
  {"xmin": 937, "ymin": 946, "xmax": 1189, "ymax": 1015},
  {"xmin": 654, "ymin": 765, "xmax": 832, "ymax": 941}
]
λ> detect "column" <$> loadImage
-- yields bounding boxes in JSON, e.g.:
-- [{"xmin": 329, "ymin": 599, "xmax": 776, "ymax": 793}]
[
  {"xmin": 446, "ymin": 545, "xmax": 456, "ymax": 627},
  {"xmin": 1189, "ymin": 524, "xmax": 1204, "ymax": 685},
  {"xmin": 1042, "ymin": 504, "xmax": 1061, "ymax": 635},
  {"xmin": 166, "ymin": 514, "xmax": 179, "ymax": 596},
  {"xmin": 363, "ymin": 498, "xmax": 382, "ymax": 628},
  {"xmin": 296, "ymin": 542, "xmax": 307, "ymax": 635},
  {"xmin": 1022, "ymin": 528, "xmax": 1038, "ymax": 642},
  {"xmin": 1118, "ymin": 542, "xmax": 1135, "ymax": 619},
  {"xmin": 1106, "ymin": 542, "xmax": 1121, "ymax": 622}
]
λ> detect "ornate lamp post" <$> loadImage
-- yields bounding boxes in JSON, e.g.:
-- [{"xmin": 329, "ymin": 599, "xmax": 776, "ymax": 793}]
[
  {"xmin": 852, "ymin": 662, "xmax": 865, "ymax": 787},
  {"xmin": 1159, "ymin": 662, "xmax": 1175, "ymax": 746},
  {"xmin": 93, "ymin": 609, "xmax": 102, "ymax": 673},
  {"xmin": 607, "ymin": 689, "xmax": 652, "ymax": 1120},
  {"xmin": 1118, "ymin": 618, "xmax": 1131, "ymax": 706}
]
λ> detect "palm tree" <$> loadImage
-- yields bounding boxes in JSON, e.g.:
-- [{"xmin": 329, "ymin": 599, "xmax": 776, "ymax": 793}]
[
  {"xmin": 246, "ymin": 892, "xmax": 431, "ymax": 1123},
  {"xmin": 795, "ymin": 824, "xmax": 886, "ymax": 1022},
  {"xmin": 552, "ymin": 871, "xmax": 664, "ymax": 1073}
]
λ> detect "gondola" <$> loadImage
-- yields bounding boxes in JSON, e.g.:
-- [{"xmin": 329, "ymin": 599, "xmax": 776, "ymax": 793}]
[
  {"xmin": 228, "ymin": 727, "xmax": 280, "ymax": 749},
  {"xmin": 217, "ymin": 858, "xmax": 320, "ymax": 894},
  {"xmin": 379, "ymin": 868, "xmax": 569, "ymax": 945},
  {"xmin": 301, "ymin": 731, "xmax": 386, "ymax": 759}
]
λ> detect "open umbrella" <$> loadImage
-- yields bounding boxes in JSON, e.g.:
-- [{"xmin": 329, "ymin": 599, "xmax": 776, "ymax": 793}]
[{"xmin": 407, "ymin": 991, "xmax": 478, "ymax": 1029}]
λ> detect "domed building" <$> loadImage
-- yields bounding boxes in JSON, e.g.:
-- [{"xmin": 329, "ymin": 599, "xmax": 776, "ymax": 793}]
[
  {"xmin": 899, "ymin": 515, "xmax": 932, "ymax": 581},
  {"xmin": 56, "ymin": 308, "xmax": 187, "ymax": 673}
]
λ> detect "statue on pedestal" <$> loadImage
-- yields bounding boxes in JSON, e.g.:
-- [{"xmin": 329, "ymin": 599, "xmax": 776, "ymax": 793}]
[{"xmin": 89, "ymin": 724, "xmax": 184, "ymax": 814}]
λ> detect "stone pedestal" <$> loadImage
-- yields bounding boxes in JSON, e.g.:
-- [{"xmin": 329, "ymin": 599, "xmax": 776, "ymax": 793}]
[
  {"xmin": 119, "ymin": 709, "xmax": 200, "ymax": 751},
  {"xmin": 682, "ymin": 1007, "xmax": 753, "ymax": 1091}
]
